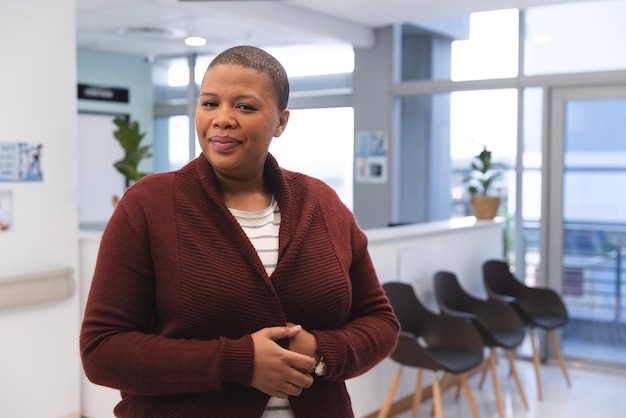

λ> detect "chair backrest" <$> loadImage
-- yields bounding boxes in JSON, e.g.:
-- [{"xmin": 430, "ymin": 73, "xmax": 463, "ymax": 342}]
[
  {"xmin": 384, "ymin": 281, "xmax": 485, "ymax": 356},
  {"xmin": 382, "ymin": 282, "xmax": 436, "ymax": 336},
  {"xmin": 483, "ymin": 259, "xmax": 526, "ymax": 299},
  {"xmin": 433, "ymin": 270, "xmax": 475, "ymax": 313},
  {"xmin": 435, "ymin": 269, "xmax": 527, "ymax": 348}
]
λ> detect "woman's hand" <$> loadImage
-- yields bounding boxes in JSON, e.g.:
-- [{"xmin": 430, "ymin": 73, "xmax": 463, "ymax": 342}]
[
  {"xmin": 251, "ymin": 325, "xmax": 316, "ymax": 398},
  {"xmin": 286, "ymin": 322, "xmax": 319, "ymax": 363}
]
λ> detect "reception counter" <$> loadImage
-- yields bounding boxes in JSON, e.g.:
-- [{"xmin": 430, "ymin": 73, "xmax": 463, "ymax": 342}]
[{"xmin": 79, "ymin": 217, "xmax": 503, "ymax": 417}]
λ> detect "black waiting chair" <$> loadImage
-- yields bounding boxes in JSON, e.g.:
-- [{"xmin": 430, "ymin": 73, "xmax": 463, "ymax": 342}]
[
  {"xmin": 379, "ymin": 282, "xmax": 484, "ymax": 418},
  {"xmin": 433, "ymin": 271, "xmax": 529, "ymax": 418},
  {"xmin": 482, "ymin": 259, "xmax": 571, "ymax": 400}
]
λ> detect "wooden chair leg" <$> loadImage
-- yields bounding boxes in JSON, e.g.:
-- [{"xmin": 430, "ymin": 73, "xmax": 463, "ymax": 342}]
[
  {"xmin": 442, "ymin": 371, "xmax": 462, "ymax": 401},
  {"xmin": 459, "ymin": 373, "xmax": 481, "ymax": 418},
  {"xmin": 489, "ymin": 348, "xmax": 505, "ymax": 418},
  {"xmin": 378, "ymin": 367, "xmax": 403, "ymax": 418},
  {"xmin": 412, "ymin": 369, "xmax": 424, "ymax": 418},
  {"xmin": 478, "ymin": 348, "xmax": 494, "ymax": 389},
  {"xmin": 505, "ymin": 349, "xmax": 528, "ymax": 409},
  {"xmin": 549, "ymin": 330, "xmax": 572, "ymax": 387},
  {"xmin": 432, "ymin": 374, "xmax": 443, "ymax": 418},
  {"xmin": 440, "ymin": 372, "xmax": 451, "ymax": 392},
  {"xmin": 454, "ymin": 380, "xmax": 462, "ymax": 401},
  {"xmin": 529, "ymin": 328, "xmax": 544, "ymax": 400},
  {"xmin": 431, "ymin": 372, "xmax": 448, "ymax": 417}
]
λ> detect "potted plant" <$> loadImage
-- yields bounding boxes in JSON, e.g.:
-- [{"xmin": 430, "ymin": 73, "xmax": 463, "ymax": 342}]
[
  {"xmin": 111, "ymin": 116, "xmax": 152, "ymax": 206},
  {"xmin": 463, "ymin": 145, "xmax": 503, "ymax": 220}
]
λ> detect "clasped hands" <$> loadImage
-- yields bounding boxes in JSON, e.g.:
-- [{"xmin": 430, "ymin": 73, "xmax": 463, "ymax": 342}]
[{"xmin": 251, "ymin": 323, "xmax": 318, "ymax": 399}]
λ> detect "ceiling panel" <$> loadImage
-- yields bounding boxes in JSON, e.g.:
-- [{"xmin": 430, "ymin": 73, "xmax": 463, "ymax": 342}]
[{"xmin": 76, "ymin": 0, "xmax": 595, "ymax": 58}]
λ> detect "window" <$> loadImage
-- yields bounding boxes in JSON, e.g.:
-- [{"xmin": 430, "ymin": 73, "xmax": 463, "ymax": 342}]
[
  {"xmin": 451, "ymin": 9, "xmax": 519, "ymax": 81},
  {"xmin": 269, "ymin": 107, "xmax": 354, "ymax": 210},
  {"xmin": 525, "ymin": 0, "xmax": 626, "ymax": 75},
  {"xmin": 154, "ymin": 115, "xmax": 191, "ymax": 172},
  {"xmin": 450, "ymin": 89, "xmax": 517, "ymax": 219},
  {"xmin": 402, "ymin": 9, "xmax": 519, "ymax": 82}
]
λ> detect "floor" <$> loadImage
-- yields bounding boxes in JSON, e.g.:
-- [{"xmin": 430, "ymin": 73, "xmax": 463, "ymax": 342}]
[{"xmin": 392, "ymin": 358, "xmax": 626, "ymax": 418}]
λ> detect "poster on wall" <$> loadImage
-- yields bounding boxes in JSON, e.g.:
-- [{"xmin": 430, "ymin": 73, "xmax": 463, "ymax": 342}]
[
  {"xmin": 0, "ymin": 142, "xmax": 44, "ymax": 182},
  {"xmin": 0, "ymin": 190, "xmax": 13, "ymax": 232},
  {"xmin": 355, "ymin": 131, "xmax": 387, "ymax": 183}
]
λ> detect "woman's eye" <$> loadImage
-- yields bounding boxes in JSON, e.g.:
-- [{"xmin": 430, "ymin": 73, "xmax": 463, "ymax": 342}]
[
  {"xmin": 237, "ymin": 104, "xmax": 255, "ymax": 111},
  {"xmin": 202, "ymin": 101, "xmax": 218, "ymax": 108}
]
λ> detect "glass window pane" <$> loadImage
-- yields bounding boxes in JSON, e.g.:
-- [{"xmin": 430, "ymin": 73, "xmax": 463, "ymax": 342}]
[
  {"xmin": 404, "ymin": 9, "xmax": 519, "ymax": 82},
  {"xmin": 195, "ymin": 55, "xmax": 215, "ymax": 85},
  {"xmin": 194, "ymin": 43, "xmax": 354, "ymax": 85},
  {"xmin": 520, "ymin": 88, "xmax": 543, "ymax": 292},
  {"xmin": 168, "ymin": 115, "xmax": 190, "ymax": 170},
  {"xmin": 525, "ymin": 0, "xmax": 626, "ymax": 75},
  {"xmin": 451, "ymin": 9, "xmax": 519, "ymax": 81},
  {"xmin": 266, "ymin": 44, "xmax": 354, "ymax": 77},
  {"xmin": 153, "ymin": 56, "xmax": 188, "ymax": 105},
  {"xmin": 269, "ymin": 107, "xmax": 354, "ymax": 210},
  {"xmin": 450, "ymin": 89, "xmax": 518, "ymax": 217},
  {"xmin": 396, "ymin": 90, "xmax": 517, "ymax": 223},
  {"xmin": 564, "ymin": 97, "xmax": 626, "ymax": 223},
  {"xmin": 521, "ymin": 88, "xmax": 543, "ymax": 222},
  {"xmin": 154, "ymin": 115, "xmax": 190, "ymax": 172}
]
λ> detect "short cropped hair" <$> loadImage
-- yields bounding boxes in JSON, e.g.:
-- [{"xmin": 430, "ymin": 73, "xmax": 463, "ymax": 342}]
[{"xmin": 208, "ymin": 45, "xmax": 290, "ymax": 110}]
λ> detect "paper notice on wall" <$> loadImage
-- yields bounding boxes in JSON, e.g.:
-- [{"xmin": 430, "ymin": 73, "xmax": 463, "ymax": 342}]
[
  {"xmin": 0, "ymin": 142, "xmax": 44, "ymax": 182},
  {"xmin": 355, "ymin": 131, "xmax": 387, "ymax": 183},
  {"xmin": 0, "ymin": 190, "xmax": 12, "ymax": 232}
]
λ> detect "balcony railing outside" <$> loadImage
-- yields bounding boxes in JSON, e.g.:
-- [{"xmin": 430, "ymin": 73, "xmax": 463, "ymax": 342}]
[{"xmin": 523, "ymin": 222, "xmax": 626, "ymax": 323}]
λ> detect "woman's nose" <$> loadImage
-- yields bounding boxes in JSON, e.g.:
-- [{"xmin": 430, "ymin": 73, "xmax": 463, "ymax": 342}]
[{"xmin": 212, "ymin": 107, "xmax": 236, "ymax": 129}]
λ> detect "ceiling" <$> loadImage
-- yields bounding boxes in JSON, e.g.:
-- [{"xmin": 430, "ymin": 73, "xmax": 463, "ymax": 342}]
[{"xmin": 77, "ymin": 0, "xmax": 590, "ymax": 59}]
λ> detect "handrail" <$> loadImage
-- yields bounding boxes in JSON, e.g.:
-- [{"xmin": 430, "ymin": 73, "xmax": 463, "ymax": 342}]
[{"xmin": 0, "ymin": 267, "xmax": 74, "ymax": 310}]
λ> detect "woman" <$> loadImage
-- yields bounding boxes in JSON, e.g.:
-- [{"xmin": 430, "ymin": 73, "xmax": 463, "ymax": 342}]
[{"xmin": 80, "ymin": 45, "xmax": 399, "ymax": 418}]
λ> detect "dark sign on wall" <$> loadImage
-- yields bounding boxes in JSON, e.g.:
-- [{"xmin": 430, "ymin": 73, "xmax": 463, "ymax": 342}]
[{"xmin": 78, "ymin": 84, "xmax": 129, "ymax": 103}]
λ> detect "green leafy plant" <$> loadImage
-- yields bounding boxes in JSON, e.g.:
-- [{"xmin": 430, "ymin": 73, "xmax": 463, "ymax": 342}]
[
  {"xmin": 112, "ymin": 117, "xmax": 152, "ymax": 185},
  {"xmin": 463, "ymin": 145, "xmax": 503, "ymax": 196}
]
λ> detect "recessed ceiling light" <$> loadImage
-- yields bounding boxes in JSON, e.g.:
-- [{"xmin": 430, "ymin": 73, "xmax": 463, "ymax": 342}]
[
  {"xmin": 116, "ymin": 27, "xmax": 186, "ymax": 40},
  {"xmin": 185, "ymin": 36, "xmax": 207, "ymax": 47}
]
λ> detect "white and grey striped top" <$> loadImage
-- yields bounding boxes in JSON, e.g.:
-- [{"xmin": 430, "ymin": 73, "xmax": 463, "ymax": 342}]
[
  {"xmin": 229, "ymin": 197, "xmax": 294, "ymax": 417},
  {"xmin": 229, "ymin": 196, "xmax": 281, "ymax": 276}
]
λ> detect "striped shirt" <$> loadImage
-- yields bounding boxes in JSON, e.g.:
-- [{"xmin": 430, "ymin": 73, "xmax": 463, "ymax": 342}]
[
  {"xmin": 229, "ymin": 196, "xmax": 280, "ymax": 276},
  {"xmin": 230, "ymin": 197, "xmax": 294, "ymax": 417}
]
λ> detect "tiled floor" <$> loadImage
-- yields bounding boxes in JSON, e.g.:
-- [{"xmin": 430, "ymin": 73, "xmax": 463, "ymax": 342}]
[{"xmin": 392, "ymin": 358, "xmax": 626, "ymax": 418}]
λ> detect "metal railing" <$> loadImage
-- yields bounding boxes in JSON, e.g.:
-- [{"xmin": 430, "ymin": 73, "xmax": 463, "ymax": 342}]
[{"xmin": 522, "ymin": 222, "xmax": 626, "ymax": 323}]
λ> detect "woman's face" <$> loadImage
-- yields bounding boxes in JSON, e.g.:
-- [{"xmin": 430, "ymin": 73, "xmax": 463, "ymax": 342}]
[{"xmin": 195, "ymin": 63, "xmax": 289, "ymax": 183}]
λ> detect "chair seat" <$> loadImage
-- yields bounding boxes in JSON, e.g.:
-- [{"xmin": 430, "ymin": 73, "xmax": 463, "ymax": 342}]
[
  {"xmin": 428, "ymin": 347, "xmax": 484, "ymax": 374},
  {"xmin": 527, "ymin": 311, "xmax": 568, "ymax": 330},
  {"xmin": 380, "ymin": 281, "xmax": 486, "ymax": 418},
  {"xmin": 489, "ymin": 327, "xmax": 526, "ymax": 349}
]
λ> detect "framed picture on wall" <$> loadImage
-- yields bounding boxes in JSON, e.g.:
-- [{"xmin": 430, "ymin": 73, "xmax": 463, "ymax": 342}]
[{"xmin": 0, "ymin": 142, "xmax": 43, "ymax": 182}]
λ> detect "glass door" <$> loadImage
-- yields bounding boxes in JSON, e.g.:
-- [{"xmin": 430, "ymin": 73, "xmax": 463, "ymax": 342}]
[{"xmin": 546, "ymin": 85, "xmax": 626, "ymax": 366}]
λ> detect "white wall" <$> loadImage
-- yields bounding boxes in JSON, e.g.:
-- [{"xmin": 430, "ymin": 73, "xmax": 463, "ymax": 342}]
[
  {"xmin": 0, "ymin": 0, "xmax": 81, "ymax": 417},
  {"xmin": 79, "ymin": 233, "xmax": 121, "ymax": 418}
]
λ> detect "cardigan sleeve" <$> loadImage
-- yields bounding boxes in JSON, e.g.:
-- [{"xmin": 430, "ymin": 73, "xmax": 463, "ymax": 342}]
[
  {"xmin": 311, "ymin": 183, "xmax": 400, "ymax": 381},
  {"xmin": 80, "ymin": 178, "xmax": 255, "ymax": 396}
]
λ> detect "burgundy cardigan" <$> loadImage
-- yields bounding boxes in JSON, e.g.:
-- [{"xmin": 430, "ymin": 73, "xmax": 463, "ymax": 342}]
[{"xmin": 80, "ymin": 154, "xmax": 399, "ymax": 417}]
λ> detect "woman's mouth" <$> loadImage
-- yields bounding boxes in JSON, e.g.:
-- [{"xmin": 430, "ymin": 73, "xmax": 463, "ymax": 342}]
[{"xmin": 210, "ymin": 136, "xmax": 241, "ymax": 152}]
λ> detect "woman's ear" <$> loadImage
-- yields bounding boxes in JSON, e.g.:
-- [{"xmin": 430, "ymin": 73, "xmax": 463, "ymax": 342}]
[{"xmin": 275, "ymin": 109, "xmax": 290, "ymax": 137}]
